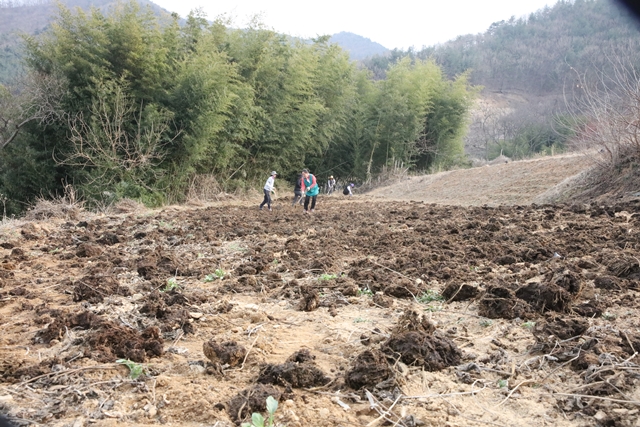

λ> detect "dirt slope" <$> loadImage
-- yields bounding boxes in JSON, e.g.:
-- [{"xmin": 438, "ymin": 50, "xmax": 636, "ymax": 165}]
[{"xmin": 368, "ymin": 153, "xmax": 593, "ymax": 206}]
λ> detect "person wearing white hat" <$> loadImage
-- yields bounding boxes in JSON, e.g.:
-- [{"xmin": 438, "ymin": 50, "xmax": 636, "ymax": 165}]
[
  {"xmin": 327, "ymin": 175, "xmax": 336, "ymax": 195},
  {"xmin": 259, "ymin": 171, "xmax": 277, "ymax": 211}
]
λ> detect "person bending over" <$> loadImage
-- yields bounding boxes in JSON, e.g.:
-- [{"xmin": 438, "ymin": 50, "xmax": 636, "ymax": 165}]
[
  {"xmin": 301, "ymin": 169, "xmax": 319, "ymax": 214},
  {"xmin": 343, "ymin": 183, "xmax": 354, "ymax": 196}
]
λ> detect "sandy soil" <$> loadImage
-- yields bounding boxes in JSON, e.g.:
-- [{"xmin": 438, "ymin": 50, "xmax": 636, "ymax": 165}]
[
  {"xmin": 1, "ymin": 163, "xmax": 640, "ymax": 427},
  {"xmin": 368, "ymin": 153, "xmax": 594, "ymax": 206}
]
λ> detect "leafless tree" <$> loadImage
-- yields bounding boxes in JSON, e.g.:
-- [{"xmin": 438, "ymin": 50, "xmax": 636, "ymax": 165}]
[
  {"xmin": 566, "ymin": 55, "xmax": 640, "ymax": 168},
  {"xmin": 59, "ymin": 83, "xmax": 177, "ymax": 190},
  {"xmin": 0, "ymin": 72, "xmax": 66, "ymax": 150}
]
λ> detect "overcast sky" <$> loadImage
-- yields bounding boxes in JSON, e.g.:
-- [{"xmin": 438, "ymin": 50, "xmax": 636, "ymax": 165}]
[{"xmin": 150, "ymin": 0, "xmax": 560, "ymax": 49}]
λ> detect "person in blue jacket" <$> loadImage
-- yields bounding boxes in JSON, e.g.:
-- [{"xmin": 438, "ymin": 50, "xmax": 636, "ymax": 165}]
[{"xmin": 300, "ymin": 168, "xmax": 319, "ymax": 214}]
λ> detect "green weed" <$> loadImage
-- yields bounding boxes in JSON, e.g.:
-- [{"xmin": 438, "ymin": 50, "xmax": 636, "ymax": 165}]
[
  {"xmin": 522, "ymin": 321, "xmax": 536, "ymax": 329},
  {"xmin": 416, "ymin": 290, "xmax": 444, "ymax": 303},
  {"xmin": 353, "ymin": 317, "xmax": 368, "ymax": 323},
  {"xmin": 204, "ymin": 268, "xmax": 225, "ymax": 282},
  {"xmin": 241, "ymin": 396, "xmax": 279, "ymax": 427},
  {"xmin": 319, "ymin": 273, "xmax": 337, "ymax": 281},
  {"xmin": 162, "ymin": 277, "xmax": 180, "ymax": 292},
  {"xmin": 357, "ymin": 288, "xmax": 373, "ymax": 297},
  {"xmin": 602, "ymin": 312, "xmax": 617, "ymax": 320},
  {"xmin": 116, "ymin": 359, "xmax": 147, "ymax": 379}
]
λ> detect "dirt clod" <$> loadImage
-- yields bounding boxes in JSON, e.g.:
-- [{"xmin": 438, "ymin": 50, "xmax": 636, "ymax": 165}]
[
  {"xmin": 478, "ymin": 285, "xmax": 531, "ymax": 319},
  {"xmin": 441, "ymin": 282, "xmax": 480, "ymax": 301},
  {"xmin": 345, "ymin": 349, "xmax": 394, "ymax": 390},
  {"xmin": 203, "ymin": 340, "xmax": 247, "ymax": 367},
  {"xmin": 382, "ymin": 331, "xmax": 462, "ymax": 371},
  {"xmin": 298, "ymin": 286, "xmax": 319, "ymax": 311},
  {"xmin": 515, "ymin": 282, "xmax": 572, "ymax": 313},
  {"xmin": 228, "ymin": 384, "xmax": 282, "ymax": 423},
  {"xmin": 257, "ymin": 349, "xmax": 330, "ymax": 388}
]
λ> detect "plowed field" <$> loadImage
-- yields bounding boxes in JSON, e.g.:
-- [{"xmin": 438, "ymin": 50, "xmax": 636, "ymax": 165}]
[{"xmin": 1, "ymin": 195, "xmax": 640, "ymax": 427}]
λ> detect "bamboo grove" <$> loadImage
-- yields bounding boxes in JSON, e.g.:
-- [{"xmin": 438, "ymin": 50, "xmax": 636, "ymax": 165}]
[{"xmin": 0, "ymin": 2, "xmax": 476, "ymax": 212}]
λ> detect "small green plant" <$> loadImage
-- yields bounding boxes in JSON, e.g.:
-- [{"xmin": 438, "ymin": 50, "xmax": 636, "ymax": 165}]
[
  {"xmin": 602, "ymin": 312, "xmax": 617, "ymax": 320},
  {"xmin": 204, "ymin": 268, "xmax": 225, "ymax": 282},
  {"xmin": 423, "ymin": 305, "xmax": 443, "ymax": 313},
  {"xmin": 162, "ymin": 277, "xmax": 180, "ymax": 292},
  {"xmin": 272, "ymin": 259, "xmax": 279, "ymax": 266},
  {"xmin": 241, "ymin": 396, "xmax": 278, "ymax": 427},
  {"xmin": 522, "ymin": 321, "xmax": 536, "ymax": 329},
  {"xmin": 497, "ymin": 379, "xmax": 508, "ymax": 388},
  {"xmin": 357, "ymin": 288, "xmax": 373, "ymax": 297},
  {"xmin": 417, "ymin": 290, "xmax": 444, "ymax": 303},
  {"xmin": 117, "ymin": 359, "xmax": 147, "ymax": 379},
  {"xmin": 319, "ymin": 273, "xmax": 337, "ymax": 281},
  {"xmin": 353, "ymin": 317, "xmax": 368, "ymax": 323},
  {"xmin": 479, "ymin": 319, "xmax": 493, "ymax": 327}
]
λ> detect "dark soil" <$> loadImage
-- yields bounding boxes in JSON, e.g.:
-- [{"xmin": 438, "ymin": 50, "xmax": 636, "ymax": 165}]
[
  {"xmin": 87, "ymin": 324, "xmax": 164, "ymax": 362},
  {"xmin": 478, "ymin": 285, "xmax": 532, "ymax": 319},
  {"xmin": 4, "ymin": 197, "xmax": 640, "ymax": 426},
  {"xmin": 228, "ymin": 384, "xmax": 282, "ymax": 423},
  {"xmin": 257, "ymin": 350, "xmax": 330, "ymax": 388},
  {"xmin": 441, "ymin": 282, "xmax": 480, "ymax": 302},
  {"xmin": 203, "ymin": 340, "xmax": 247, "ymax": 367},
  {"xmin": 345, "ymin": 349, "xmax": 394, "ymax": 390},
  {"xmin": 382, "ymin": 331, "xmax": 462, "ymax": 371}
]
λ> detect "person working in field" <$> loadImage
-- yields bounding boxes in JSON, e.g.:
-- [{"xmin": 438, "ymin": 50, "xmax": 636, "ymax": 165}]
[
  {"xmin": 292, "ymin": 173, "xmax": 304, "ymax": 206},
  {"xmin": 343, "ymin": 183, "xmax": 354, "ymax": 196},
  {"xmin": 300, "ymin": 168, "xmax": 319, "ymax": 214},
  {"xmin": 327, "ymin": 176, "xmax": 336, "ymax": 194},
  {"xmin": 259, "ymin": 171, "xmax": 277, "ymax": 211}
]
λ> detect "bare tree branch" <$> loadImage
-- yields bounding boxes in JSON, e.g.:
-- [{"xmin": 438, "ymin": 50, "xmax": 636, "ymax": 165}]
[
  {"xmin": 57, "ymin": 83, "xmax": 179, "ymax": 191},
  {"xmin": 0, "ymin": 72, "xmax": 66, "ymax": 149}
]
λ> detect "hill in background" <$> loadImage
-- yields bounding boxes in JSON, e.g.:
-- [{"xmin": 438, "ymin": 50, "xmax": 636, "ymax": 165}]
[
  {"xmin": 361, "ymin": 0, "xmax": 640, "ymax": 160},
  {"xmin": 329, "ymin": 31, "xmax": 388, "ymax": 60},
  {"xmin": 0, "ymin": 0, "xmax": 174, "ymax": 83},
  {"xmin": 364, "ymin": 0, "xmax": 640, "ymax": 95}
]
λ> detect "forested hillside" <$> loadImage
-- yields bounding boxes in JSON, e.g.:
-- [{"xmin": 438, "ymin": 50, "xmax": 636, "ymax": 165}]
[
  {"xmin": 365, "ymin": 0, "xmax": 640, "ymax": 94},
  {"xmin": 0, "ymin": 0, "xmax": 172, "ymax": 83},
  {"xmin": 361, "ymin": 0, "xmax": 640, "ymax": 161},
  {"xmin": 0, "ymin": 2, "xmax": 476, "ymax": 214}
]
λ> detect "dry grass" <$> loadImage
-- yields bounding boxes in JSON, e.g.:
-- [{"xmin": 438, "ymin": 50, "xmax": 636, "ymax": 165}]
[
  {"xmin": 537, "ymin": 147, "xmax": 640, "ymax": 205},
  {"xmin": 185, "ymin": 174, "xmax": 236, "ymax": 204},
  {"xmin": 360, "ymin": 161, "xmax": 410, "ymax": 194},
  {"xmin": 23, "ymin": 184, "xmax": 84, "ymax": 221},
  {"xmin": 111, "ymin": 198, "xmax": 147, "ymax": 214}
]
